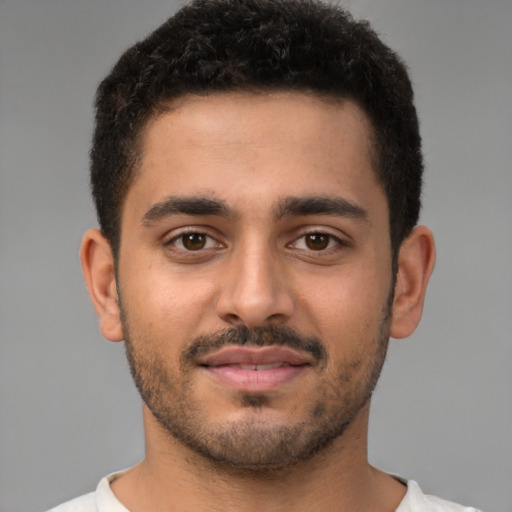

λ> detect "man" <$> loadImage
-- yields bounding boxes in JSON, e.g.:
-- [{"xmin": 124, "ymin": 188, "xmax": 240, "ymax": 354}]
[{"xmin": 49, "ymin": 0, "xmax": 480, "ymax": 510}]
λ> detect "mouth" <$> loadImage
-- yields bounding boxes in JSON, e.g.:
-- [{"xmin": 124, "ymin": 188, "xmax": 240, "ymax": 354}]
[{"xmin": 199, "ymin": 346, "xmax": 312, "ymax": 392}]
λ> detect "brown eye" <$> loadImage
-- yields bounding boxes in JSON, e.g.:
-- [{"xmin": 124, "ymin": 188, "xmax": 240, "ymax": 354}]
[
  {"xmin": 167, "ymin": 231, "xmax": 222, "ymax": 255},
  {"xmin": 181, "ymin": 233, "xmax": 207, "ymax": 250},
  {"xmin": 305, "ymin": 233, "xmax": 331, "ymax": 250}
]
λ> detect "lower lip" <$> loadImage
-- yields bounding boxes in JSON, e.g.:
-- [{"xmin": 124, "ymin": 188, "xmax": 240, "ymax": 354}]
[{"xmin": 203, "ymin": 365, "xmax": 306, "ymax": 391}]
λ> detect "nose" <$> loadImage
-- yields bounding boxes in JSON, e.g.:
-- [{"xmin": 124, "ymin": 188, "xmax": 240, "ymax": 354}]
[{"xmin": 215, "ymin": 242, "xmax": 294, "ymax": 328}]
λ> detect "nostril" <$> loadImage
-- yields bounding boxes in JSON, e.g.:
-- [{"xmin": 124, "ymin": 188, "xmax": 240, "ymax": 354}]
[{"xmin": 222, "ymin": 312, "xmax": 243, "ymax": 325}]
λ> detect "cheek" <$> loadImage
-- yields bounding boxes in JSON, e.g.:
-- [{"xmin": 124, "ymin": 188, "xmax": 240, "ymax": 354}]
[
  {"xmin": 297, "ymin": 265, "xmax": 390, "ymax": 352},
  {"xmin": 119, "ymin": 264, "xmax": 218, "ymax": 346}
]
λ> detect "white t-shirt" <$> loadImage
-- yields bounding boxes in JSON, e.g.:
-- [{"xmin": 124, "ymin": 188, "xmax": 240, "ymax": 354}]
[{"xmin": 48, "ymin": 471, "xmax": 482, "ymax": 512}]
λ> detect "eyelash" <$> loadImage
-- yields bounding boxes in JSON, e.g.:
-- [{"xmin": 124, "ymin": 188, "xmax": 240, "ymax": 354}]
[
  {"xmin": 290, "ymin": 231, "xmax": 346, "ymax": 251},
  {"xmin": 164, "ymin": 228, "xmax": 347, "ymax": 255},
  {"xmin": 166, "ymin": 229, "xmax": 222, "ymax": 252}
]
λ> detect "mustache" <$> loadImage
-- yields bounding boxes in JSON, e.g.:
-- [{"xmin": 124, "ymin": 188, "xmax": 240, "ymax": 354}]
[{"xmin": 182, "ymin": 325, "xmax": 328, "ymax": 368}]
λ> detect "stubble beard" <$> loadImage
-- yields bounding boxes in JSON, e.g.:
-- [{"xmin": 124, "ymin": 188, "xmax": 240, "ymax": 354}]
[{"xmin": 122, "ymin": 301, "xmax": 392, "ymax": 472}]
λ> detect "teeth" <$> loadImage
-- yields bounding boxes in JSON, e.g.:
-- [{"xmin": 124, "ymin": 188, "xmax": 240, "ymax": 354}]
[{"xmin": 237, "ymin": 363, "xmax": 287, "ymax": 370}]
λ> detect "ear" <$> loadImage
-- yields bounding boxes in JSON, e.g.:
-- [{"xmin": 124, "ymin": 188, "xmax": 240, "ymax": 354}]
[
  {"xmin": 80, "ymin": 228, "xmax": 124, "ymax": 342},
  {"xmin": 390, "ymin": 225, "xmax": 436, "ymax": 339}
]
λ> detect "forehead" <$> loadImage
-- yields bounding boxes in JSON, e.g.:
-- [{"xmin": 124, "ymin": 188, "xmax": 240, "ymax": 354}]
[
  {"xmin": 125, "ymin": 92, "xmax": 383, "ymax": 219},
  {"xmin": 143, "ymin": 92, "xmax": 376, "ymax": 162}
]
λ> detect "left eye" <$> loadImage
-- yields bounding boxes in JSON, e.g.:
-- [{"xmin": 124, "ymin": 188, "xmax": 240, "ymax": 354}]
[
  {"xmin": 293, "ymin": 233, "xmax": 340, "ymax": 251},
  {"xmin": 170, "ymin": 232, "xmax": 218, "ymax": 251}
]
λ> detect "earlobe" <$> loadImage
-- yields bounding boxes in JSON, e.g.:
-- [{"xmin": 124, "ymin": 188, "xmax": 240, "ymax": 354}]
[
  {"xmin": 389, "ymin": 225, "xmax": 436, "ymax": 339},
  {"xmin": 80, "ymin": 228, "xmax": 124, "ymax": 342}
]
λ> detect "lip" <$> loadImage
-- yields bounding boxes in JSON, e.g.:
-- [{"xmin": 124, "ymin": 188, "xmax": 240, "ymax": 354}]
[{"xmin": 200, "ymin": 346, "xmax": 311, "ymax": 392}]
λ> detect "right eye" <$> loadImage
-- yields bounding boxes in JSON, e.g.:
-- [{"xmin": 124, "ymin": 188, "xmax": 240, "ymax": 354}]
[{"xmin": 168, "ymin": 232, "xmax": 219, "ymax": 251}]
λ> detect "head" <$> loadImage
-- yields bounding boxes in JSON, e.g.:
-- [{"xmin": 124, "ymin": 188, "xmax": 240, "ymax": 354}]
[
  {"xmin": 82, "ymin": 0, "xmax": 435, "ymax": 471},
  {"xmin": 91, "ymin": 0, "xmax": 423, "ymax": 263}
]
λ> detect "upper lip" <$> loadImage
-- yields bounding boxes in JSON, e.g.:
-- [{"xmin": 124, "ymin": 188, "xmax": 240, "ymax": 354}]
[{"xmin": 200, "ymin": 346, "xmax": 312, "ymax": 367}]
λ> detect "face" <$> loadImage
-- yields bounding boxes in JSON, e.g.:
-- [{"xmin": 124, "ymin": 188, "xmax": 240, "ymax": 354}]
[{"xmin": 116, "ymin": 92, "xmax": 394, "ymax": 468}]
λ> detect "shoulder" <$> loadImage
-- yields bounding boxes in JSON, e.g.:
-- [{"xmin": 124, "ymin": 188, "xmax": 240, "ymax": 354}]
[
  {"xmin": 45, "ymin": 470, "xmax": 129, "ymax": 512},
  {"xmin": 46, "ymin": 492, "xmax": 97, "ymax": 512},
  {"xmin": 397, "ymin": 480, "xmax": 482, "ymax": 512}
]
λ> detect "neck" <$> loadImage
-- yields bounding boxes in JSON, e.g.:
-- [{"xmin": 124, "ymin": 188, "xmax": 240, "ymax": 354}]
[{"xmin": 111, "ymin": 403, "xmax": 406, "ymax": 512}]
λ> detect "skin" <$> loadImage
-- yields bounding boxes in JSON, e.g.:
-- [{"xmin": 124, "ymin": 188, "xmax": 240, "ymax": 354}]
[{"xmin": 81, "ymin": 92, "xmax": 435, "ymax": 512}]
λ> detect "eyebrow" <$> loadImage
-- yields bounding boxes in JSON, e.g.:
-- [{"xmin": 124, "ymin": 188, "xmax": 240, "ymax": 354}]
[
  {"xmin": 141, "ymin": 194, "xmax": 369, "ymax": 226},
  {"xmin": 142, "ymin": 196, "xmax": 234, "ymax": 225},
  {"xmin": 274, "ymin": 196, "xmax": 369, "ymax": 222}
]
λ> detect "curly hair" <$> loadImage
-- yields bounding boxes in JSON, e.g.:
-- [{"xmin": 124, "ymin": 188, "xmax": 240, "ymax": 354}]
[{"xmin": 91, "ymin": 0, "xmax": 423, "ymax": 261}]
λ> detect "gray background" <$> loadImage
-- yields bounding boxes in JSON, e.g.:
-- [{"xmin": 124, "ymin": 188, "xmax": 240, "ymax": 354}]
[{"xmin": 0, "ymin": 1, "xmax": 511, "ymax": 511}]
